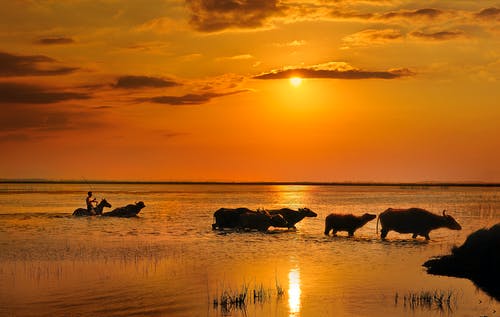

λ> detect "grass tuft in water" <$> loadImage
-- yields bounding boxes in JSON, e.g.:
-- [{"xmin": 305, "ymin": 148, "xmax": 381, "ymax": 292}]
[
  {"xmin": 212, "ymin": 280, "xmax": 285, "ymax": 314},
  {"xmin": 395, "ymin": 289, "xmax": 457, "ymax": 313},
  {"xmin": 212, "ymin": 284, "xmax": 249, "ymax": 313}
]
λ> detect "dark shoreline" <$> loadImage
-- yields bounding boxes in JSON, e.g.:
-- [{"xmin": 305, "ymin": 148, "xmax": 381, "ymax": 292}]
[{"xmin": 1, "ymin": 179, "xmax": 499, "ymax": 187}]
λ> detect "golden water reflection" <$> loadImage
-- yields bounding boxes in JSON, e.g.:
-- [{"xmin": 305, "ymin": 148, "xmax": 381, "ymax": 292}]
[{"xmin": 288, "ymin": 267, "xmax": 301, "ymax": 317}]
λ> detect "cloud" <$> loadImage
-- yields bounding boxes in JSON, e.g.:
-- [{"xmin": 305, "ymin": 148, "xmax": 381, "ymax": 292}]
[
  {"xmin": 410, "ymin": 30, "xmax": 466, "ymax": 41},
  {"xmin": 0, "ymin": 52, "xmax": 78, "ymax": 77},
  {"xmin": 115, "ymin": 75, "xmax": 180, "ymax": 89},
  {"xmin": 327, "ymin": 7, "xmax": 451, "ymax": 23},
  {"xmin": 342, "ymin": 29, "xmax": 403, "ymax": 48},
  {"xmin": 195, "ymin": 73, "xmax": 247, "ymax": 91},
  {"xmin": 330, "ymin": 9, "xmax": 374, "ymax": 21},
  {"xmin": 0, "ymin": 82, "xmax": 90, "ymax": 104},
  {"xmin": 475, "ymin": 7, "xmax": 500, "ymax": 20},
  {"xmin": 254, "ymin": 62, "xmax": 414, "ymax": 80},
  {"xmin": 36, "ymin": 37, "xmax": 75, "ymax": 45},
  {"xmin": 121, "ymin": 41, "xmax": 171, "ymax": 54},
  {"xmin": 216, "ymin": 54, "xmax": 254, "ymax": 62},
  {"xmin": 182, "ymin": 3, "xmax": 496, "ymax": 33},
  {"xmin": 0, "ymin": 104, "xmax": 107, "ymax": 140},
  {"xmin": 274, "ymin": 40, "xmax": 307, "ymax": 47},
  {"xmin": 380, "ymin": 8, "xmax": 443, "ymax": 20},
  {"xmin": 186, "ymin": 0, "xmax": 283, "ymax": 32},
  {"xmin": 134, "ymin": 17, "xmax": 182, "ymax": 34},
  {"xmin": 141, "ymin": 90, "xmax": 246, "ymax": 105}
]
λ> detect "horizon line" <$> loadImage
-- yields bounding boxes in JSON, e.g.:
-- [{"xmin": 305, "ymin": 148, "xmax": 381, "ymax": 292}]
[{"xmin": 0, "ymin": 179, "xmax": 499, "ymax": 187}]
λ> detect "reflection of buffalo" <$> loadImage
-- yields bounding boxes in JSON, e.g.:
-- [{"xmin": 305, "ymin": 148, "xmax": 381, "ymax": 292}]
[
  {"xmin": 423, "ymin": 223, "xmax": 500, "ymax": 300},
  {"xmin": 324, "ymin": 213, "xmax": 376, "ymax": 236},
  {"xmin": 377, "ymin": 208, "xmax": 461, "ymax": 240},
  {"xmin": 212, "ymin": 208, "xmax": 287, "ymax": 231},
  {"xmin": 102, "ymin": 201, "xmax": 145, "ymax": 218},
  {"xmin": 268, "ymin": 208, "xmax": 317, "ymax": 229}
]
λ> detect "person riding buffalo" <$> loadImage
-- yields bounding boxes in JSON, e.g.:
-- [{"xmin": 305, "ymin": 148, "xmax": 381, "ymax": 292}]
[{"xmin": 86, "ymin": 191, "xmax": 97, "ymax": 214}]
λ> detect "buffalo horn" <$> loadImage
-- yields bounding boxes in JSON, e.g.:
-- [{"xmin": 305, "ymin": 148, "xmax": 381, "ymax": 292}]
[{"xmin": 442, "ymin": 210, "xmax": 447, "ymax": 216}]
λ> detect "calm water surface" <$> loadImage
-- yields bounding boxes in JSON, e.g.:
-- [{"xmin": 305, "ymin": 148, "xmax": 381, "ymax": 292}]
[{"xmin": 0, "ymin": 183, "xmax": 498, "ymax": 317}]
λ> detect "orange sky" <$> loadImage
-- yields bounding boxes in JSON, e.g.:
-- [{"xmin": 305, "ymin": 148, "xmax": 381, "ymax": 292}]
[{"xmin": 0, "ymin": 1, "xmax": 499, "ymax": 182}]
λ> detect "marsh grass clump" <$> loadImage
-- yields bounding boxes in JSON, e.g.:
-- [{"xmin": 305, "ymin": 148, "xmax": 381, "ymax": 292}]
[
  {"xmin": 212, "ymin": 280, "xmax": 285, "ymax": 314},
  {"xmin": 253, "ymin": 283, "xmax": 273, "ymax": 303},
  {"xmin": 395, "ymin": 290, "xmax": 457, "ymax": 312},
  {"xmin": 276, "ymin": 278, "xmax": 284, "ymax": 298},
  {"xmin": 212, "ymin": 284, "xmax": 248, "ymax": 312}
]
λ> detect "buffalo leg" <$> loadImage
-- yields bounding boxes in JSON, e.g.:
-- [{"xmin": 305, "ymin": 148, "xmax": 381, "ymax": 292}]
[
  {"xmin": 381, "ymin": 228, "xmax": 388, "ymax": 239},
  {"xmin": 348, "ymin": 231, "xmax": 354, "ymax": 237},
  {"xmin": 424, "ymin": 233, "xmax": 430, "ymax": 240},
  {"xmin": 412, "ymin": 233, "xmax": 418, "ymax": 239},
  {"xmin": 324, "ymin": 226, "xmax": 331, "ymax": 236}
]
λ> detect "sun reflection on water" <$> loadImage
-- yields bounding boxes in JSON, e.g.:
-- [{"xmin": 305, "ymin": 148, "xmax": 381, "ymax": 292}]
[{"xmin": 288, "ymin": 267, "xmax": 301, "ymax": 317}]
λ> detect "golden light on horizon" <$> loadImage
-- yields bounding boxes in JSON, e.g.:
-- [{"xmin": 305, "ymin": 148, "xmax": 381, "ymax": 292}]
[{"xmin": 289, "ymin": 77, "xmax": 302, "ymax": 87}]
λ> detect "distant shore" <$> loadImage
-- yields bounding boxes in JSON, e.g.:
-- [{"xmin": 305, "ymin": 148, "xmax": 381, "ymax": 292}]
[{"xmin": 1, "ymin": 179, "xmax": 499, "ymax": 187}]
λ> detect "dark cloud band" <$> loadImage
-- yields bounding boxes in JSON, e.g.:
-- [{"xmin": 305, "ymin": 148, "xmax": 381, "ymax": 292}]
[
  {"xmin": 0, "ymin": 82, "xmax": 90, "ymax": 104},
  {"xmin": 0, "ymin": 52, "xmax": 78, "ymax": 77},
  {"xmin": 410, "ymin": 30, "xmax": 465, "ymax": 41},
  {"xmin": 140, "ymin": 90, "xmax": 245, "ymax": 105},
  {"xmin": 115, "ymin": 75, "xmax": 180, "ymax": 89},
  {"xmin": 36, "ymin": 37, "xmax": 75, "ymax": 45},
  {"xmin": 186, "ymin": 0, "xmax": 282, "ymax": 32},
  {"xmin": 254, "ymin": 67, "xmax": 414, "ymax": 80}
]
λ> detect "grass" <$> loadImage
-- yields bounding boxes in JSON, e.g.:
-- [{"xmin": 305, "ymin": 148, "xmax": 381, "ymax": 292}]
[
  {"xmin": 212, "ymin": 280, "xmax": 285, "ymax": 314},
  {"xmin": 395, "ymin": 289, "xmax": 457, "ymax": 312},
  {"xmin": 212, "ymin": 284, "xmax": 249, "ymax": 312}
]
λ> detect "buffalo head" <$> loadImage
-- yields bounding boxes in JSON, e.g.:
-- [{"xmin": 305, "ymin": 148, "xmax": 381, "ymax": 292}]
[
  {"xmin": 362, "ymin": 213, "xmax": 377, "ymax": 222},
  {"xmin": 442, "ymin": 210, "xmax": 461, "ymax": 230},
  {"xmin": 298, "ymin": 207, "xmax": 317, "ymax": 217},
  {"xmin": 136, "ymin": 201, "xmax": 146, "ymax": 209}
]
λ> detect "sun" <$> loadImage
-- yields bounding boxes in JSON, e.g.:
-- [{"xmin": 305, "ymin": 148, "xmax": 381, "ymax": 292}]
[{"xmin": 289, "ymin": 77, "xmax": 302, "ymax": 87}]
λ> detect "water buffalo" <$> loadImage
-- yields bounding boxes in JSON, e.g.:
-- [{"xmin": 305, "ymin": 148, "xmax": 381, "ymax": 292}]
[
  {"xmin": 212, "ymin": 207, "xmax": 254, "ymax": 230},
  {"xmin": 324, "ymin": 213, "xmax": 376, "ymax": 236},
  {"xmin": 102, "ymin": 201, "xmax": 145, "ymax": 218},
  {"xmin": 237, "ymin": 210, "xmax": 288, "ymax": 232},
  {"xmin": 73, "ymin": 199, "xmax": 111, "ymax": 216},
  {"xmin": 377, "ymin": 208, "xmax": 461, "ymax": 240},
  {"xmin": 423, "ymin": 223, "xmax": 500, "ymax": 300},
  {"xmin": 268, "ymin": 207, "xmax": 317, "ymax": 229},
  {"xmin": 212, "ymin": 208, "xmax": 287, "ymax": 231}
]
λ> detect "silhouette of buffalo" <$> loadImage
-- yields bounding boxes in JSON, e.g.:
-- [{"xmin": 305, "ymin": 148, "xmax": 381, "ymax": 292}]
[
  {"xmin": 212, "ymin": 207, "xmax": 253, "ymax": 230},
  {"xmin": 212, "ymin": 208, "xmax": 287, "ymax": 231},
  {"xmin": 377, "ymin": 208, "xmax": 461, "ymax": 240},
  {"xmin": 268, "ymin": 207, "xmax": 317, "ymax": 229},
  {"xmin": 324, "ymin": 213, "xmax": 376, "ymax": 236},
  {"xmin": 102, "ymin": 201, "xmax": 145, "ymax": 218},
  {"xmin": 424, "ymin": 223, "xmax": 500, "ymax": 300},
  {"xmin": 238, "ymin": 210, "xmax": 287, "ymax": 232}
]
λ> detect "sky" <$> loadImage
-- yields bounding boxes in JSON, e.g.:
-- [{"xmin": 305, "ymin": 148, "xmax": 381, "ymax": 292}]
[{"xmin": 0, "ymin": 0, "xmax": 499, "ymax": 182}]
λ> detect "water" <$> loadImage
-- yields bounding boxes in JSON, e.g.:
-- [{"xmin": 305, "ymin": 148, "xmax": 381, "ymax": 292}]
[{"xmin": 0, "ymin": 183, "xmax": 498, "ymax": 317}]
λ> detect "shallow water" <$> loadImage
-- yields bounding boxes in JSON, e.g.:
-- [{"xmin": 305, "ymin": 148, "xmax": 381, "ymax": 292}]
[{"xmin": 0, "ymin": 183, "xmax": 498, "ymax": 317}]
